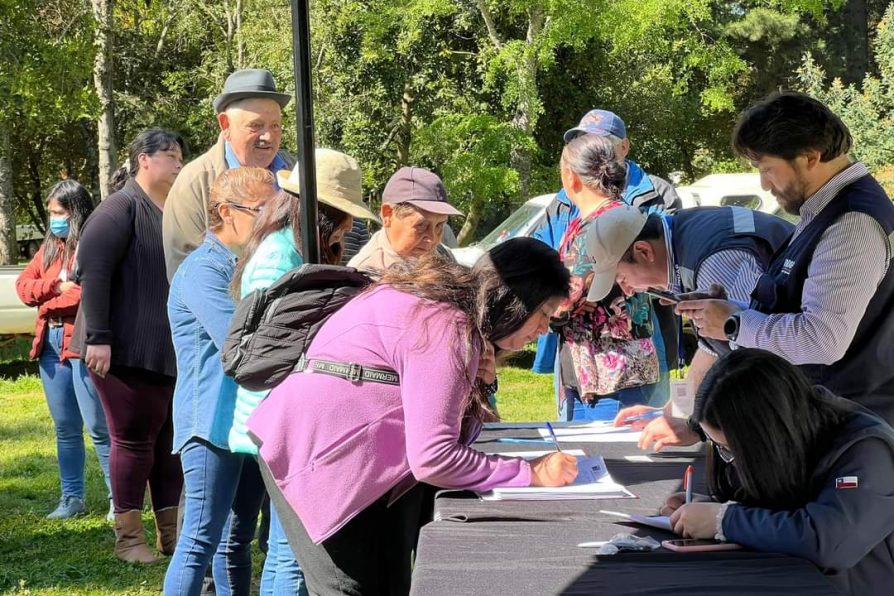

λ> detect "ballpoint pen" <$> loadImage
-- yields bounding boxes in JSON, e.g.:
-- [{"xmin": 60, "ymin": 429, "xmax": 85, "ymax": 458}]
[
  {"xmin": 545, "ymin": 422, "xmax": 563, "ymax": 453},
  {"xmin": 621, "ymin": 410, "xmax": 664, "ymax": 424},
  {"xmin": 684, "ymin": 464, "xmax": 693, "ymax": 504}
]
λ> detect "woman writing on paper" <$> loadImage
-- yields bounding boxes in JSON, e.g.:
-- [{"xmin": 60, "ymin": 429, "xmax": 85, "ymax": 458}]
[
  {"xmin": 663, "ymin": 349, "xmax": 894, "ymax": 596},
  {"xmin": 247, "ymin": 237, "xmax": 579, "ymax": 595}
]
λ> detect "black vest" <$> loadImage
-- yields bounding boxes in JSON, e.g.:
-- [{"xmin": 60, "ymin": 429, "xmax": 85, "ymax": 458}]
[
  {"xmin": 751, "ymin": 175, "xmax": 894, "ymax": 424},
  {"xmin": 669, "ymin": 207, "xmax": 794, "ymax": 355}
]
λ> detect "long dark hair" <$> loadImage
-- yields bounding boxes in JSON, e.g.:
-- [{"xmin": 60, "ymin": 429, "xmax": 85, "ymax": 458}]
[
  {"xmin": 693, "ymin": 349, "xmax": 848, "ymax": 509},
  {"xmin": 380, "ymin": 237, "xmax": 570, "ymax": 425},
  {"xmin": 110, "ymin": 128, "xmax": 186, "ymax": 192},
  {"xmin": 231, "ymin": 190, "xmax": 351, "ymax": 297},
  {"xmin": 41, "ymin": 179, "xmax": 95, "ymax": 271}
]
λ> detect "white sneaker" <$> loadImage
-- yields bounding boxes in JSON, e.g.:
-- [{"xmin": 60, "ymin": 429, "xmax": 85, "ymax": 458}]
[{"xmin": 106, "ymin": 499, "xmax": 115, "ymax": 522}]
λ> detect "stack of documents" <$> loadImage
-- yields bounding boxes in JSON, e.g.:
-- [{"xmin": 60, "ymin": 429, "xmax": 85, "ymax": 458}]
[{"xmin": 479, "ymin": 451, "xmax": 636, "ymax": 501}]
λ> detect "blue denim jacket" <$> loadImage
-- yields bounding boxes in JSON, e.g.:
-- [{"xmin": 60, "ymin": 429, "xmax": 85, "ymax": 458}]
[{"xmin": 168, "ymin": 233, "xmax": 239, "ymax": 453}]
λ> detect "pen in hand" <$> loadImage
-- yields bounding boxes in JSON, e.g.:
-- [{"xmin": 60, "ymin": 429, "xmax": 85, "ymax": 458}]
[
  {"xmin": 620, "ymin": 410, "xmax": 663, "ymax": 425},
  {"xmin": 545, "ymin": 422, "xmax": 563, "ymax": 453},
  {"xmin": 684, "ymin": 464, "xmax": 693, "ymax": 504}
]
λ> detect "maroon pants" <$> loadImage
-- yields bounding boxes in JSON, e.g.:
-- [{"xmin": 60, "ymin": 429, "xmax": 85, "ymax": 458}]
[{"xmin": 91, "ymin": 370, "xmax": 182, "ymax": 512}]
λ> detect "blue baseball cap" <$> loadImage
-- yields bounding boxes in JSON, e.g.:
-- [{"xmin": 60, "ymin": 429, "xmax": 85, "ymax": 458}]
[{"xmin": 563, "ymin": 109, "xmax": 627, "ymax": 143}]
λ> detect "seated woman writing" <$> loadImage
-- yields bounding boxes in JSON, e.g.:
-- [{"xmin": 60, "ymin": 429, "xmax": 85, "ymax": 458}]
[
  {"xmin": 664, "ymin": 348, "xmax": 894, "ymax": 596},
  {"xmin": 247, "ymin": 237, "xmax": 579, "ymax": 595}
]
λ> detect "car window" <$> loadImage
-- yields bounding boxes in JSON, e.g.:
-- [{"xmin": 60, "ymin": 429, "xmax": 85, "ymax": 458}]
[
  {"xmin": 720, "ymin": 195, "xmax": 762, "ymax": 210},
  {"xmin": 477, "ymin": 203, "xmax": 546, "ymax": 250}
]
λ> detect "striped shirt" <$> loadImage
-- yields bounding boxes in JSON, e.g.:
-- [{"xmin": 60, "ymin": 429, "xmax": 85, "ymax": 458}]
[
  {"xmin": 736, "ymin": 162, "xmax": 891, "ymax": 365},
  {"xmin": 340, "ymin": 219, "xmax": 372, "ymax": 265}
]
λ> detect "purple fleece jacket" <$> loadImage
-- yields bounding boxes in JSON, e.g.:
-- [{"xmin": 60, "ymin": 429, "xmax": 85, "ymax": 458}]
[{"xmin": 247, "ymin": 285, "xmax": 532, "ymax": 543}]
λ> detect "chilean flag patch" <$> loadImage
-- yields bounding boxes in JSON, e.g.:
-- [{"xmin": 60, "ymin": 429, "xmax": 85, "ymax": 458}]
[{"xmin": 835, "ymin": 476, "xmax": 859, "ymax": 489}]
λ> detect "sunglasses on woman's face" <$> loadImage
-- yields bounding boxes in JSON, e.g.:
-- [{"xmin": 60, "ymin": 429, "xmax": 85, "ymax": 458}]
[{"xmin": 227, "ymin": 202, "xmax": 263, "ymax": 215}]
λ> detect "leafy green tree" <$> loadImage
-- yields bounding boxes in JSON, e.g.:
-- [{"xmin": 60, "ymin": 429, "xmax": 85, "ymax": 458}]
[
  {"xmin": 0, "ymin": 0, "xmax": 95, "ymax": 261},
  {"xmin": 797, "ymin": 3, "xmax": 894, "ymax": 194},
  {"xmin": 414, "ymin": 113, "xmax": 535, "ymax": 245}
]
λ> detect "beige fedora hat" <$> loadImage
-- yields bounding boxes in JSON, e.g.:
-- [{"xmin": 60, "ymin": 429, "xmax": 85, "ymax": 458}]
[{"xmin": 277, "ymin": 148, "xmax": 379, "ymax": 222}]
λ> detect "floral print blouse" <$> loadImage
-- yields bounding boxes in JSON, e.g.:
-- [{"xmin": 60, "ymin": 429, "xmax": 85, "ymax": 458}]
[{"xmin": 554, "ymin": 201, "xmax": 659, "ymax": 397}]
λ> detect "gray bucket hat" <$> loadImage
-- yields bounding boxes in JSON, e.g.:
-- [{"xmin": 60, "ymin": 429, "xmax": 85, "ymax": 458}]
[{"xmin": 213, "ymin": 69, "xmax": 292, "ymax": 113}]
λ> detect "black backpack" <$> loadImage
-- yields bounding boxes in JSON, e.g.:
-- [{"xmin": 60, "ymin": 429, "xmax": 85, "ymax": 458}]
[{"xmin": 221, "ymin": 263, "xmax": 372, "ymax": 391}]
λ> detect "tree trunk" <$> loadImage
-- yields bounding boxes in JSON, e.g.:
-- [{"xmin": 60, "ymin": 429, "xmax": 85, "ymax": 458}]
[
  {"xmin": 456, "ymin": 196, "xmax": 482, "ymax": 247},
  {"xmin": 842, "ymin": 0, "xmax": 869, "ymax": 83},
  {"xmin": 236, "ymin": 0, "xmax": 245, "ymax": 69},
  {"xmin": 0, "ymin": 126, "xmax": 17, "ymax": 264},
  {"xmin": 396, "ymin": 79, "xmax": 414, "ymax": 165},
  {"xmin": 27, "ymin": 154, "xmax": 47, "ymax": 232},
  {"xmin": 91, "ymin": 0, "xmax": 117, "ymax": 199},
  {"xmin": 509, "ymin": 8, "xmax": 544, "ymax": 197}
]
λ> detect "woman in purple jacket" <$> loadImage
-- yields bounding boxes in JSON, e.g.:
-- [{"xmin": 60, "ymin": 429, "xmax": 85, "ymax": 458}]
[{"xmin": 248, "ymin": 237, "xmax": 579, "ymax": 595}]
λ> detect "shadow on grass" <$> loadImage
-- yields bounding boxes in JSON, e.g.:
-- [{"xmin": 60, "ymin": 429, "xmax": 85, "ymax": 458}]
[
  {"xmin": 0, "ymin": 416, "xmax": 50, "ymax": 443},
  {"xmin": 0, "ymin": 518, "xmax": 168, "ymax": 594},
  {"xmin": 0, "ymin": 358, "xmax": 39, "ymax": 379}
]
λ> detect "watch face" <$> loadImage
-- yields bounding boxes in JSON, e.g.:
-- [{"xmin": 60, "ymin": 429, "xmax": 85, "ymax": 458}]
[{"xmin": 724, "ymin": 315, "xmax": 739, "ymax": 341}]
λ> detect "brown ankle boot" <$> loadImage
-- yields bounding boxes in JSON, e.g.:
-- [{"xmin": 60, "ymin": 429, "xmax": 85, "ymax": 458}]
[
  {"xmin": 114, "ymin": 510, "xmax": 162, "ymax": 564},
  {"xmin": 154, "ymin": 506, "xmax": 178, "ymax": 556}
]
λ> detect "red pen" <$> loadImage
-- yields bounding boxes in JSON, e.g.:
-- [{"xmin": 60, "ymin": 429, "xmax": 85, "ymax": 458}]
[{"xmin": 684, "ymin": 465, "xmax": 693, "ymax": 504}]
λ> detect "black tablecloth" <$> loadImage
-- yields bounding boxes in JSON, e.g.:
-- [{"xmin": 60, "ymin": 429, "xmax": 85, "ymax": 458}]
[{"xmin": 410, "ymin": 427, "xmax": 839, "ymax": 596}]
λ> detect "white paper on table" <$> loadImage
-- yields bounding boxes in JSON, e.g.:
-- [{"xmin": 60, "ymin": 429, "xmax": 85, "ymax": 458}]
[
  {"xmin": 479, "ymin": 453, "xmax": 635, "ymax": 501},
  {"xmin": 537, "ymin": 424, "xmax": 643, "ymax": 443},
  {"xmin": 599, "ymin": 510, "xmax": 673, "ymax": 532},
  {"xmin": 484, "ymin": 420, "xmax": 614, "ymax": 430}
]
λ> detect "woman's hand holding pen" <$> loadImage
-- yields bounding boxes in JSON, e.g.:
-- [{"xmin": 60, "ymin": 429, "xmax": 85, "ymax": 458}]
[
  {"xmin": 670, "ymin": 503, "xmax": 722, "ymax": 539},
  {"xmin": 529, "ymin": 453, "xmax": 578, "ymax": 487},
  {"xmin": 659, "ymin": 492, "xmax": 686, "ymax": 517}
]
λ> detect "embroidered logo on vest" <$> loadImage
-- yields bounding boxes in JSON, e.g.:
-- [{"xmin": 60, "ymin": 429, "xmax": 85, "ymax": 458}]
[{"xmin": 781, "ymin": 258, "xmax": 796, "ymax": 276}]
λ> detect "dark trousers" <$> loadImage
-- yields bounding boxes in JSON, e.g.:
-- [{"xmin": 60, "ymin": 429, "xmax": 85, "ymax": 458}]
[
  {"xmin": 260, "ymin": 462, "xmax": 426, "ymax": 596},
  {"xmin": 91, "ymin": 370, "xmax": 182, "ymax": 512}
]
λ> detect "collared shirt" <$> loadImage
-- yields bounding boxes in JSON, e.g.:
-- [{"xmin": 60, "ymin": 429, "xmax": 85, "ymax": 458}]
[
  {"xmin": 168, "ymin": 232, "xmax": 239, "ymax": 452},
  {"xmin": 224, "ymin": 142, "xmax": 288, "ymax": 188},
  {"xmin": 737, "ymin": 162, "xmax": 891, "ymax": 365},
  {"xmin": 347, "ymin": 229, "xmax": 455, "ymax": 275}
]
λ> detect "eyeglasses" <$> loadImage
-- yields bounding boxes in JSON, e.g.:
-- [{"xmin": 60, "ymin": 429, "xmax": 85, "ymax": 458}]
[
  {"xmin": 703, "ymin": 429, "xmax": 735, "ymax": 464},
  {"xmin": 227, "ymin": 202, "xmax": 263, "ymax": 215},
  {"xmin": 713, "ymin": 442, "xmax": 735, "ymax": 464}
]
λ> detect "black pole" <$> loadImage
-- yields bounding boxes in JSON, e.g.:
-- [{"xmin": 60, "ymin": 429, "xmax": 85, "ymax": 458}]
[{"xmin": 290, "ymin": 0, "xmax": 320, "ymax": 264}]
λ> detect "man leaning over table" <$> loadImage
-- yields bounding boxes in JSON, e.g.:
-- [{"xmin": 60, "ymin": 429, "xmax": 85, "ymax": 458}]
[{"xmin": 580, "ymin": 204, "xmax": 791, "ymax": 449}]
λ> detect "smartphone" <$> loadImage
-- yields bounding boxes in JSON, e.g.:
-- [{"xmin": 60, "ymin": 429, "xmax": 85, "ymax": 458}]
[
  {"xmin": 661, "ymin": 539, "xmax": 742, "ymax": 552},
  {"xmin": 644, "ymin": 287, "xmax": 682, "ymax": 304}
]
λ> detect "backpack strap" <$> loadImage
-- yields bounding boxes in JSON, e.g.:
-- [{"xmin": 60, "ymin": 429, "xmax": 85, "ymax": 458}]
[{"xmin": 294, "ymin": 355, "xmax": 400, "ymax": 386}]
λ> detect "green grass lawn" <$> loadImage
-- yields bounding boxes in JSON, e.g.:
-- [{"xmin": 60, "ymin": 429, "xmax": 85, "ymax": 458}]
[{"xmin": 0, "ymin": 342, "xmax": 555, "ymax": 595}]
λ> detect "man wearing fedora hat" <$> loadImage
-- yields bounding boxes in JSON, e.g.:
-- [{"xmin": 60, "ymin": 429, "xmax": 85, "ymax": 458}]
[
  {"xmin": 163, "ymin": 68, "xmax": 295, "ymax": 280},
  {"xmin": 348, "ymin": 166, "xmax": 462, "ymax": 275}
]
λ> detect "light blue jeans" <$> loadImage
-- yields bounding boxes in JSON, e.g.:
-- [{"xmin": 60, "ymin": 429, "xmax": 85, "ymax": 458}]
[
  {"xmin": 38, "ymin": 325, "xmax": 111, "ymax": 498},
  {"xmin": 164, "ymin": 439, "xmax": 265, "ymax": 596},
  {"xmin": 260, "ymin": 503, "xmax": 307, "ymax": 596}
]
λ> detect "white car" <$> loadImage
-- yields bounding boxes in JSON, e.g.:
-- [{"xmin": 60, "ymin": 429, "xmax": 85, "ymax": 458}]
[
  {"xmin": 451, "ymin": 194, "xmax": 554, "ymax": 266},
  {"xmin": 675, "ymin": 173, "xmax": 782, "ymax": 215},
  {"xmin": 0, "ymin": 266, "xmax": 36, "ymax": 334}
]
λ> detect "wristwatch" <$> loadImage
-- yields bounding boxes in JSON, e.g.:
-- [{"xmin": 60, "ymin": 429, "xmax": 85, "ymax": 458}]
[{"xmin": 723, "ymin": 314, "xmax": 741, "ymax": 342}]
